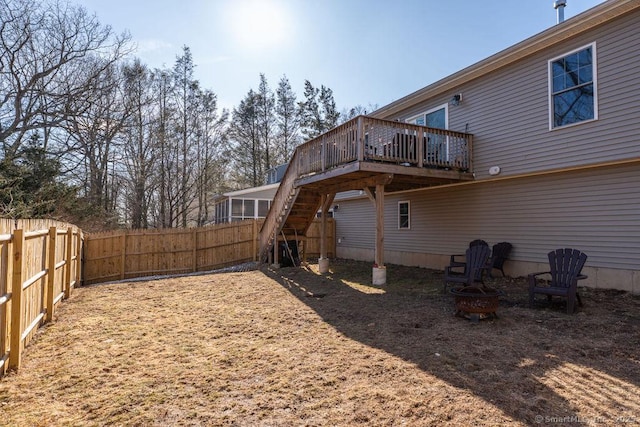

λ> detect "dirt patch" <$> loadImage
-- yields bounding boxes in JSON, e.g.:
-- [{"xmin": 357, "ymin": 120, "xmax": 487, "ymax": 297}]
[{"xmin": 1, "ymin": 259, "xmax": 639, "ymax": 426}]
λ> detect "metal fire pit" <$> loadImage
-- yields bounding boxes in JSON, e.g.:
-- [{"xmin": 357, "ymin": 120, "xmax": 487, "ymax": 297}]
[{"xmin": 449, "ymin": 286, "xmax": 503, "ymax": 323}]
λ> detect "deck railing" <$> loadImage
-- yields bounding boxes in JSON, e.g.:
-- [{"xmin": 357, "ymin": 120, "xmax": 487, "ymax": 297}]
[
  {"xmin": 258, "ymin": 148, "xmax": 301, "ymax": 259},
  {"xmin": 297, "ymin": 115, "xmax": 473, "ymax": 176},
  {"xmin": 259, "ymin": 115, "xmax": 473, "ymax": 258}
]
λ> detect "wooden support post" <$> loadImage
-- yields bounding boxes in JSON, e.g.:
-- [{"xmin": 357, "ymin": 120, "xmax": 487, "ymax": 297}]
[
  {"xmin": 120, "ymin": 232, "xmax": 127, "ymax": 280},
  {"xmin": 9, "ymin": 228, "xmax": 25, "ymax": 370},
  {"xmin": 375, "ymin": 184, "xmax": 385, "ymax": 268},
  {"xmin": 319, "ymin": 193, "xmax": 336, "ymax": 273},
  {"xmin": 319, "ymin": 195, "xmax": 327, "ymax": 259},
  {"xmin": 64, "ymin": 228, "xmax": 72, "ymax": 298},
  {"xmin": 319, "ymin": 195, "xmax": 329, "ymax": 273},
  {"xmin": 373, "ymin": 183, "xmax": 387, "ymax": 285},
  {"xmin": 273, "ymin": 229, "xmax": 279, "ymax": 266},
  {"xmin": 46, "ymin": 227, "xmax": 56, "ymax": 322}
]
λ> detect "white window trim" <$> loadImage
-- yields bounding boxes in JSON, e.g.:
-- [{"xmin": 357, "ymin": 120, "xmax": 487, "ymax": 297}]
[
  {"xmin": 405, "ymin": 103, "xmax": 449, "ymax": 128},
  {"xmin": 548, "ymin": 41, "xmax": 598, "ymax": 131},
  {"xmin": 398, "ymin": 200, "xmax": 411, "ymax": 230}
]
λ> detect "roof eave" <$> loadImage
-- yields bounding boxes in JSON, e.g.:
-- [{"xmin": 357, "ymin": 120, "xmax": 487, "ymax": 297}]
[{"xmin": 371, "ymin": 0, "xmax": 639, "ymax": 119}]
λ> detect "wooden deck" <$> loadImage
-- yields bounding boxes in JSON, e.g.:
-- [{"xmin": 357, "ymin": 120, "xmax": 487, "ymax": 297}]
[
  {"xmin": 259, "ymin": 115, "xmax": 475, "ymax": 266},
  {"xmin": 295, "ymin": 116, "xmax": 474, "ymax": 192}
]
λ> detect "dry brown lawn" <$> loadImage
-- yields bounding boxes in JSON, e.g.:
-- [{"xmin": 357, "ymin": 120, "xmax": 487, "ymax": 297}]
[{"xmin": 1, "ymin": 259, "xmax": 639, "ymax": 426}]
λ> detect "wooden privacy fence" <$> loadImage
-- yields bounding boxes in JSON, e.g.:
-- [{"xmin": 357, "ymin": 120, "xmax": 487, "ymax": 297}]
[
  {"xmin": 84, "ymin": 218, "xmax": 335, "ymax": 285},
  {"xmin": 0, "ymin": 220, "xmax": 82, "ymax": 374}
]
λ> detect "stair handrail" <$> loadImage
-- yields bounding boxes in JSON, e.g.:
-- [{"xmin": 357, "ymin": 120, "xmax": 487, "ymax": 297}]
[{"xmin": 258, "ymin": 149, "xmax": 300, "ymax": 259}]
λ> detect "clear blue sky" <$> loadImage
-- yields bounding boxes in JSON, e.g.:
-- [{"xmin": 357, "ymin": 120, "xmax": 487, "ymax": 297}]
[{"xmin": 73, "ymin": 0, "xmax": 605, "ymax": 113}]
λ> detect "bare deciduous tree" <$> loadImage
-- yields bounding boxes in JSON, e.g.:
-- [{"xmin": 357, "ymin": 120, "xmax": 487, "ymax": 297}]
[{"xmin": 0, "ymin": 0, "xmax": 130, "ymax": 160}]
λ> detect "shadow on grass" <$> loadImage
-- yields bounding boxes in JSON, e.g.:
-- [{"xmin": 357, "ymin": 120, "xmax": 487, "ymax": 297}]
[{"xmin": 263, "ymin": 258, "xmax": 640, "ymax": 424}]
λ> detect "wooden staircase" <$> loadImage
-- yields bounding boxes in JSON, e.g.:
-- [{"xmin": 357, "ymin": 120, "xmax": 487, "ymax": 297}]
[
  {"xmin": 258, "ymin": 115, "xmax": 475, "ymax": 263},
  {"xmin": 258, "ymin": 150, "xmax": 323, "ymax": 262}
]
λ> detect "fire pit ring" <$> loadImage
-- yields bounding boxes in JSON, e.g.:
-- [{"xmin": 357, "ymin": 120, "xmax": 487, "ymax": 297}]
[{"xmin": 449, "ymin": 285, "xmax": 503, "ymax": 322}]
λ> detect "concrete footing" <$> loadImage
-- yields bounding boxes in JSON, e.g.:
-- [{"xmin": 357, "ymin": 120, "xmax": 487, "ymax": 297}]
[
  {"xmin": 318, "ymin": 257, "xmax": 330, "ymax": 273},
  {"xmin": 372, "ymin": 266, "xmax": 387, "ymax": 286}
]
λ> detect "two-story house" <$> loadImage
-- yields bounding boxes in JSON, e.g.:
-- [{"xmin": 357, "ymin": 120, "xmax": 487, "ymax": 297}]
[{"xmin": 259, "ymin": 0, "xmax": 640, "ymax": 293}]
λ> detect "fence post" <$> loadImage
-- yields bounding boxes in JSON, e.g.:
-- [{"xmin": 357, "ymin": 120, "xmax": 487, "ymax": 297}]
[
  {"xmin": 9, "ymin": 228, "xmax": 25, "ymax": 370},
  {"xmin": 64, "ymin": 228, "xmax": 72, "ymax": 298},
  {"xmin": 76, "ymin": 231, "xmax": 82, "ymax": 286},
  {"xmin": 46, "ymin": 227, "xmax": 57, "ymax": 322},
  {"xmin": 252, "ymin": 220, "xmax": 258, "ymax": 262},
  {"xmin": 192, "ymin": 228, "xmax": 197, "ymax": 272},
  {"xmin": 120, "ymin": 232, "xmax": 127, "ymax": 280}
]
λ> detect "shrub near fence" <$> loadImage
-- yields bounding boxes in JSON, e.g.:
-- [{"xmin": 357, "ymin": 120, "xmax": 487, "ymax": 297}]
[
  {"xmin": 0, "ymin": 220, "xmax": 82, "ymax": 375},
  {"xmin": 83, "ymin": 219, "xmax": 335, "ymax": 285}
]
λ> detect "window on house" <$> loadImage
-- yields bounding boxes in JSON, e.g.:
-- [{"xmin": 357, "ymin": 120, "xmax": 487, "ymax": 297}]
[
  {"xmin": 398, "ymin": 201, "xmax": 410, "ymax": 229},
  {"xmin": 549, "ymin": 43, "xmax": 597, "ymax": 129},
  {"xmin": 407, "ymin": 104, "xmax": 449, "ymax": 163},
  {"xmin": 406, "ymin": 104, "xmax": 448, "ymax": 129}
]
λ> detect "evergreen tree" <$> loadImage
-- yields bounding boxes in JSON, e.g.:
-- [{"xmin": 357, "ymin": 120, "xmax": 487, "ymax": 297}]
[
  {"xmin": 256, "ymin": 74, "xmax": 276, "ymax": 171},
  {"xmin": 0, "ymin": 134, "xmax": 74, "ymax": 218},
  {"xmin": 299, "ymin": 80, "xmax": 339, "ymax": 140},
  {"xmin": 230, "ymin": 90, "xmax": 262, "ymax": 187},
  {"xmin": 172, "ymin": 46, "xmax": 200, "ymax": 227},
  {"xmin": 275, "ymin": 75, "xmax": 300, "ymax": 163}
]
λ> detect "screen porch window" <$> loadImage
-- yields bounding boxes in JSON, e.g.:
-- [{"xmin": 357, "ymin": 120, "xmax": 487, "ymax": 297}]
[
  {"xmin": 549, "ymin": 43, "xmax": 597, "ymax": 129},
  {"xmin": 258, "ymin": 200, "xmax": 270, "ymax": 217},
  {"xmin": 231, "ymin": 199, "xmax": 258, "ymax": 221}
]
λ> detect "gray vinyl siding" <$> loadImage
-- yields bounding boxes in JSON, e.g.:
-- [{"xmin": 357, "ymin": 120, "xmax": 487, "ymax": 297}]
[
  {"xmin": 335, "ymin": 162, "xmax": 640, "ymax": 271},
  {"xmin": 334, "ymin": 198, "xmax": 375, "ymax": 248},
  {"xmin": 388, "ymin": 9, "xmax": 640, "ymax": 181}
]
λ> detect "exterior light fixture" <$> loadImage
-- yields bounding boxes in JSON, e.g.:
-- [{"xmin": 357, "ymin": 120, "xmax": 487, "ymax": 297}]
[{"xmin": 451, "ymin": 93, "xmax": 462, "ymax": 106}]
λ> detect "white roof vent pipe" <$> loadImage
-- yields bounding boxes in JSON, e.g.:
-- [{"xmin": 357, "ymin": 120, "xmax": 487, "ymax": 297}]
[{"xmin": 554, "ymin": 0, "xmax": 567, "ymax": 24}]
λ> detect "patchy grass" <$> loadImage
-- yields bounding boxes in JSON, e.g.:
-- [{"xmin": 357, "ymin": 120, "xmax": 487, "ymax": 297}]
[{"xmin": 1, "ymin": 259, "xmax": 639, "ymax": 426}]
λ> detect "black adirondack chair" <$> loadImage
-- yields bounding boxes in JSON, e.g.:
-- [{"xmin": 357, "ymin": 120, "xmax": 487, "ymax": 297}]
[
  {"xmin": 449, "ymin": 239, "xmax": 489, "ymax": 269},
  {"xmin": 444, "ymin": 244, "xmax": 492, "ymax": 293},
  {"xmin": 528, "ymin": 248, "xmax": 588, "ymax": 314},
  {"xmin": 488, "ymin": 242, "xmax": 512, "ymax": 277}
]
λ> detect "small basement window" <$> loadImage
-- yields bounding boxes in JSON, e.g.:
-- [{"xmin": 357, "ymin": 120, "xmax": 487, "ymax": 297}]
[{"xmin": 398, "ymin": 201, "xmax": 410, "ymax": 229}]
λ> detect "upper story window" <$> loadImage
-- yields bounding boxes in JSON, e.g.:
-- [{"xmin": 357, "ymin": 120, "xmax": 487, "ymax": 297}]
[
  {"xmin": 406, "ymin": 104, "xmax": 448, "ymax": 129},
  {"xmin": 407, "ymin": 104, "xmax": 449, "ymax": 164},
  {"xmin": 549, "ymin": 43, "xmax": 597, "ymax": 129}
]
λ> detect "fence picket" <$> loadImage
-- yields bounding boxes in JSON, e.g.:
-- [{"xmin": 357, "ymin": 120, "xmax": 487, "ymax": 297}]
[
  {"xmin": 83, "ymin": 219, "xmax": 335, "ymax": 285},
  {"xmin": 9, "ymin": 229, "xmax": 24, "ymax": 370},
  {"xmin": 0, "ymin": 220, "xmax": 82, "ymax": 375}
]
